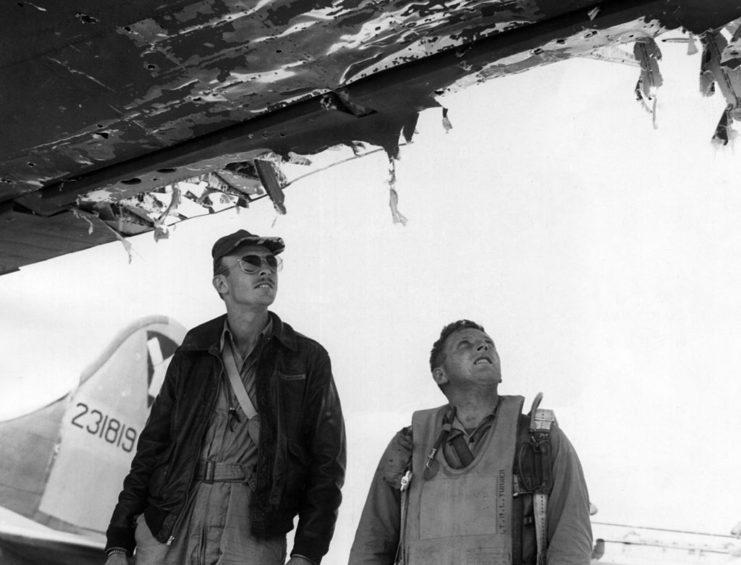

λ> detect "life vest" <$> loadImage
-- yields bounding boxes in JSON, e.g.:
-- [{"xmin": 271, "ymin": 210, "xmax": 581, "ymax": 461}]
[{"xmin": 401, "ymin": 395, "xmax": 524, "ymax": 565}]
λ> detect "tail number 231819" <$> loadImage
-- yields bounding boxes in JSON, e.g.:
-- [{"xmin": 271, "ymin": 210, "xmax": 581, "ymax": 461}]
[{"xmin": 70, "ymin": 402, "xmax": 138, "ymax": 453}]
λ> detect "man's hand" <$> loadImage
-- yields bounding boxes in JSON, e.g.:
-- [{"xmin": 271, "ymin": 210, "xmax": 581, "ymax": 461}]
[
  {"xmin": 286, "ymin": 556, "xmax": 314, "ymax": 565},
  {"xmin": 104, "ymin": 552, "xmax": 130, "ymax": 565}
]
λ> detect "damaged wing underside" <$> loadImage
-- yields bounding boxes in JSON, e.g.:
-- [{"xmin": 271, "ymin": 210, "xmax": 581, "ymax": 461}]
[{"xmin": 2, "ymin": 0, "xmax": 741, "ymax": 274}]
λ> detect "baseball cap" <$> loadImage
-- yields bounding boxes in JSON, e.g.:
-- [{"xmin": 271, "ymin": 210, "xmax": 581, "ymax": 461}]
[{"xmin": 211, "ymin": 229, "xmax": 285, "ymax": 272}]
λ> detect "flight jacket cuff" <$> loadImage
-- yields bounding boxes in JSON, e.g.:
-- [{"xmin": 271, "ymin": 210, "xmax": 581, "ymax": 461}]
[
  {"xmin": 105, "ymin": 525, "xmax": 136, "ymax": 555},
  {"xmin": 293, "ymin": 537, "xmax": 325, "ymax": 564}
]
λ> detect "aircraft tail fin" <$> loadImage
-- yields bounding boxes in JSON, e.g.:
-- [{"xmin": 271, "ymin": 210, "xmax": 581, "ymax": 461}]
[{"xmin": 0, "ymin": 315, "xmax": 186, "ymax": 535}]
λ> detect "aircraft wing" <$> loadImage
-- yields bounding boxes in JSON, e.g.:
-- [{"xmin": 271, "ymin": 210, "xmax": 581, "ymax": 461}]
[
  {"xmin": 0, "ymin": 508, "xmax": 103, "ymax": 565},
  {"xmin": 591, "ymin": 521, "xmax": 741, "ymax": 564},
  {"xmin": 2, "ymin": 0, "xmax": 741, "ymax": 274}
]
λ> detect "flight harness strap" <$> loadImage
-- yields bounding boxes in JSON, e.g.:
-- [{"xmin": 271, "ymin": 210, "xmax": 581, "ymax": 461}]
[
  {"xmin": 395, "ymin": 406, "xmax": 454, "ymax": 564},
  {"xmin": 511, "ymin": 478, "xmax": 524, "ymax": 565},
  {"xmin": 394, "ymin": 469, "xmax": 413, "ymax": 565},
  {"xmin": 222, "ymin": 342, "xmax": 260, "ymax": 445},
  {"xmin": 528, "ymin": 392, "xmax": 556, "ymax": 565}
]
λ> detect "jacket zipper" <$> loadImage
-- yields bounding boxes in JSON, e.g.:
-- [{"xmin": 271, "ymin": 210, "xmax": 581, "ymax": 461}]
[
  {"xmin": 166, "ymin": 355, "xmax": 223, "ymax": 545},
  {"xmin": 166, "ymin": 465, "xmax": 196, "ymax": 545}
]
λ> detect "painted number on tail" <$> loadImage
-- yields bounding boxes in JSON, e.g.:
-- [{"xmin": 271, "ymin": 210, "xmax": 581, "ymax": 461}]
[{"xmin": 70, "ymin": 402, "xmax": 138, "ymax": 452}]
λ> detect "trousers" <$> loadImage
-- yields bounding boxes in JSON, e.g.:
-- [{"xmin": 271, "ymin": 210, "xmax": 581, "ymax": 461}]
[{"xmin": 133, "ymin": 483, "xmax": 286, "ymax": 565}]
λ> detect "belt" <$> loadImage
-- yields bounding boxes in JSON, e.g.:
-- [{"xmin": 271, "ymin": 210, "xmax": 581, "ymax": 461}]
[{"xmin": 195, "ymin": 460, "xmax": 252, "ymax": 484}]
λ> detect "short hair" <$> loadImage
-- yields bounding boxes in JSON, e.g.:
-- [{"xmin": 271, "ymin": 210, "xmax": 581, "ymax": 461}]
[
  {"xmin": 429, "ymin": 319, "xmax": 486, "ymax": 371},
  {"xmin": 213, "ymin": 256, "xmax": 229, "ymax": 277}
]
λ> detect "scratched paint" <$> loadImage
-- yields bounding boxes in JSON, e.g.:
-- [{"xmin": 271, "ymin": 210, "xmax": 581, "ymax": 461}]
[
  {"xmin": 443, "ymin": 18, "xmax": 664, "ymax": 94},
  {"xmin": 229, "ymin": 67, "xmax": 299, "ymax": 83},
  {"xmin": 3, "ymin": 0, "xmax": 741, "ymax": 272},
  {"xmin": 0, "ymin": 0, "xmax": 677, "ymax": 195},
  {"xmin": 118, "ymin": 19, "xmax": 170, "ymax": 47},
  {"xmin": 172, "ymin": 0, "xmax": 216, "ymax": 24}
]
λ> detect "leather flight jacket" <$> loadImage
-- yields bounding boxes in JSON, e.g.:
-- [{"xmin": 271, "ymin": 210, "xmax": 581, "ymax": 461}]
[{"xmin": 105, "ymin": 312, "xmax": 346, "ymax": 564}]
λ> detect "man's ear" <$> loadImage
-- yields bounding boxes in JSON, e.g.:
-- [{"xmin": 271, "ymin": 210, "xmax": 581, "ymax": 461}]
[
  {"xmin": 212, "ymin": 274, "xmax": 228, "ymax": 295},
  {"xmin": 432, "ymin": 367, "xmax": 448, "ymax": 387}
]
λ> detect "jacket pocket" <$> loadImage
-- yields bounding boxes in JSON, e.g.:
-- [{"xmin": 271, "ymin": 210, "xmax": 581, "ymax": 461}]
[
  {"xmin": 276, "ymin": 370, "xmax": 306, "ymax": 436},
  {"xmin": 148, "ymin": 463, "xmax": 170, "ymax": 500},
  {"xmin": 279, "ymin": 372, "xmax": 306, "ymax": 381},
  {"xmin": 282, "ymin": 456, "xmax": 309, "ymax": 510},
  {"xmin": 147, "ymin": 445, "xmax": 175, "ymax": 499}
]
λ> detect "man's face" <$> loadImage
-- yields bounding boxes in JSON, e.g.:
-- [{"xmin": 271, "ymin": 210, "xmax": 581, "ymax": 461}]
[
  {"xmin": 217, "ymin": 244, "xmax": 279, "ymax": 308},
  {"xmin": 434, "ymin": 327, "xmax": 502, "ymax": 390}
]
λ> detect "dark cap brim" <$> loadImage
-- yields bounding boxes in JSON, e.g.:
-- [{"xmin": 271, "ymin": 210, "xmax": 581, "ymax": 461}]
[{"xmin": 212, "ymin": 230, "xmax": 285, "ymax": 271}]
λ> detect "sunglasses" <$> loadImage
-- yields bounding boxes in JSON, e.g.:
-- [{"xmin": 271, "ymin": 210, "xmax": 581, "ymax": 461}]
[{"xmin": 220, "ymin": 254, "xmax": 283, "ymax": 275}]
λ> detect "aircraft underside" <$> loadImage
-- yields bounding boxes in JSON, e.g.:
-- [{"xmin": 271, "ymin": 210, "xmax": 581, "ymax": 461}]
[{"xmin": 0, "ymin": 535, "xmax": 101, "ymax": 565}]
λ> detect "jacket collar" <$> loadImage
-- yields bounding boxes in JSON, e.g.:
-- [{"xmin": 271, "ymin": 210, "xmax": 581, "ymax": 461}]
[{"xmin": 180, "ymin": 311, "xmax": 298, "ymax": 353}]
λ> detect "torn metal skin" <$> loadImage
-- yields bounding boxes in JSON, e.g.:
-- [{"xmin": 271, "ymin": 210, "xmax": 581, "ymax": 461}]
[
  {"xmin": 699, "ymin": 26, "xmax": 741, "ymax": 144},
  {"xmin": 2, "ymin": 0, "xmax": 741, "ymax": 274}
]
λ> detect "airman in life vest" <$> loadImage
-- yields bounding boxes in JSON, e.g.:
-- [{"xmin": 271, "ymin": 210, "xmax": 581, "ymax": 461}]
[{"xmin": 348, "ymin": 319, "xmax": 592, "ymax": 565}]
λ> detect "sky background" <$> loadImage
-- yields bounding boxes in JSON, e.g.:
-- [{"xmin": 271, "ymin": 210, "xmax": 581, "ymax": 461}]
[{"xmin": 2, "ymin": 37, "xmax": 741, "ymax": 561}]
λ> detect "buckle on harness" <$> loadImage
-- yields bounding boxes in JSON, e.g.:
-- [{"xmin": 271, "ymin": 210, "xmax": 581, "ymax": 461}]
[
  {"xmin": 518, "ymin": 434, "xmax": 552, "ymax": 493},
  {"xmin": 517, "ymin": 393, "xmax": 555, "ymax": 494},
  {"xmin": 203, "ymin": 460, "xmax": 215, "ymax": 484}
]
